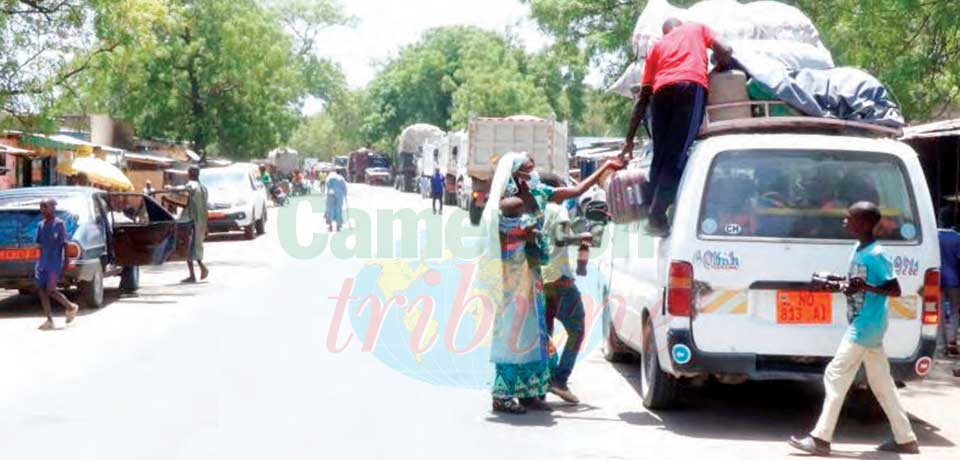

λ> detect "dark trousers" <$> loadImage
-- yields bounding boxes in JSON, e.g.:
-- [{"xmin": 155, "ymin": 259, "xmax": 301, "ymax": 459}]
[
  {"xmin": 645, "ymin": 82, "xmax": 706, "ymax": 224},
  {"xmin": 544, "ymin": 278, "xmax": 585, "ymax": 387},
  {"xmin": 431, "ymin": 193, "xmax": 443, "ymax": 213}
]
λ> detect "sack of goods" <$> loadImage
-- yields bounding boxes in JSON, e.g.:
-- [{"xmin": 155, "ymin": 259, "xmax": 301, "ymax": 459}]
[{"xmin": 611, "ymin": 0, "xmax": 904, "ymax": 128}]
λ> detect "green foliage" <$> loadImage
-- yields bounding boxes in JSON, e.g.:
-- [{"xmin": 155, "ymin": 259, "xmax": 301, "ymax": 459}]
[
  {"xmin": 77, "ymin": 0, "xmax": 347, "ymax": 159},
  {"xmin": 0, "ymin": 0, "xmax": 161, "ymax": 128},
  {"xmin": 363, "ymin": 26, "xmax": 572, "ymax": 148},
  {"xmin": 290, "ymin": 90, "xmax": 370, "ymax": 159},
  {"xmin": 791, "ymin": 0, "xmax": 960, "ymax": 121}
]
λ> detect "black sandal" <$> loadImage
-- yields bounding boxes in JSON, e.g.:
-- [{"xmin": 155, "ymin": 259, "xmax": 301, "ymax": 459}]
[{"xmin": 492, "ymin": 398, "xmax": 527, "ymax": 414}]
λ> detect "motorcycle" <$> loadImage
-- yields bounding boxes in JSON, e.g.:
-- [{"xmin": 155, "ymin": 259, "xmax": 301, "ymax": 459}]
[{"xmin": 270, "ymin": 183, "xmax": 289, "ymax": 206}]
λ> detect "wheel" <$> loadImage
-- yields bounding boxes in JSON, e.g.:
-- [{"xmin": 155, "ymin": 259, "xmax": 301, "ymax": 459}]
[
  {"xmin": 78, "ymin": 264, "xmax": 104, "ymax": 309},
  {"xmin": 255, "ymin": 207, "xmax": 266, "ymax": 235},
  {"xmin": 602, "ymin": 307, "xmax": 633, "ymax": 363},
  {"xmin": 119, "ymin": 265, "xmax": 140, "ymax": 292},
  {"xmin": 640, "ymin": 318, "xmax": 679, "ymax": 410},
  {"xmin": 17, "ymin": 288, "xmax": 33, "ymax": 297},
  {"xmin": 468, "ymin": 200, "xmax": 483, "ymax": 226}
]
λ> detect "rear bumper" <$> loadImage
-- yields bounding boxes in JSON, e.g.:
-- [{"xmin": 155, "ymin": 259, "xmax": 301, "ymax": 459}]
[
  {"xmin": 0, "ymin": 258, "xmax": 100, "ymax": 289},
  {"xmin": 666, "ymin": 329, "xmax": 937, "ymax": 383}
]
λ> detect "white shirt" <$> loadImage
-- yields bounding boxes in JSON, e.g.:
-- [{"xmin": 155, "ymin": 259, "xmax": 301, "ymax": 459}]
[{"xmin": 542, "ymin": 202, "xmax": 575, "ymax": 283}]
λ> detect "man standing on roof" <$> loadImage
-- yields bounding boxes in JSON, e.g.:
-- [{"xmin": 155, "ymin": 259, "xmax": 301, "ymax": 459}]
[{"xmin": 622, "ymin": 18, "xmax": 732, "ymax": 235}]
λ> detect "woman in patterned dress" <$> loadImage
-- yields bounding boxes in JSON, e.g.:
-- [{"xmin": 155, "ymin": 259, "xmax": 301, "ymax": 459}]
[{"xmin": 484, "ymin": 153, "xmax": 624, "ymax": 414}]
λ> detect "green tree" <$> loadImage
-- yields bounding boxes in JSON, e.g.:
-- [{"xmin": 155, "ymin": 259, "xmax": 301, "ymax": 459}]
[
  {"xmin": 0, "ymin": 0, "xmax": 161, "ymax": 128},
  {"xmin": 363, "ymin": 26, "xmax": 560, "ymax": 147},
  {"xmin": 791, "ymin": 0, "xmax": 960, "ymax": 121},
  {"xmin": 290, "ymin": 90, "xmax": 370, "ymax": 159},
  {"xmin": 79, "ymin": 0, "xmax": 348, "ymax": 159}
]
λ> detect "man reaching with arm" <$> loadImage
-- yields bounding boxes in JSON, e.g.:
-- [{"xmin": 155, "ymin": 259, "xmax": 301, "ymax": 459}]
[{"xmin": 622, "ymin": 18, "xmax": 732, "ymax": 235}]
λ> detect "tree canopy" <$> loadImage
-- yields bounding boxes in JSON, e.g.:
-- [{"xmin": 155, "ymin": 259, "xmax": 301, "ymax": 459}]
[
  {"xmin": 76, "ymin": 0, "xmax": 349, "ymax": 159},
  {"xmin": 361, "ymin": 26, "xmax": 578, "ymax": 151}
]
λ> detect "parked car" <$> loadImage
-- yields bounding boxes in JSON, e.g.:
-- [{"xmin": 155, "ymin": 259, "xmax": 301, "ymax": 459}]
[
  {"xmin": 601, "ymin": 130, "xmax": 940, "ymax": 410},
  {"xmin": 200, "ymin": 163, "xmax": 268, "ymax": 239},
  {"xmin": 0, "ymin": 187, "xmax": 193, "ymax": 308},
  {"xmin": 365, "ymin": 167, "xmax": 392, "ymax": 186}
]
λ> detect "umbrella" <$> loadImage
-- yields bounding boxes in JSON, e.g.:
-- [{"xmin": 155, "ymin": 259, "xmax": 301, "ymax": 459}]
[{"xmin": 57, "ymin": 156, "xmax": 134, "ymax": 191}]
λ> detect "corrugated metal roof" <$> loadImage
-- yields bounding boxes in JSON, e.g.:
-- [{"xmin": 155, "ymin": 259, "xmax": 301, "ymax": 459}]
[{"xmin": 902, "ymin": 119, "xmax": 960, "ymax": 140}]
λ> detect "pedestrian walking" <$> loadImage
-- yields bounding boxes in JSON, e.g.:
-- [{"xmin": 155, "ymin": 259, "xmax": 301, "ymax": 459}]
[
  {"xmin": 430, "ymin": 168, "xmax": 445, "ymax": 215},
  {"xmin": 540, "ymin": 173, "xmax": 588, "ymax": 404},
  {"xmin": 938, "ymin": 210, "xmax": 960, "ymax": 356},
  {"xmin": 167, "ymin": 166, "xmax": 209, "ymax": 283},
  {"xmin": 622, "ymin": 18, "xmax": 732, "ymax": 235},
  {"xmin": 789, "ymin": 202, "xmax": 920, "ymax": 456},
  {"xmin": 34, "ymin": 198, "xmax": 79, "ymax": 330},
  {"xmin": 325, "ymin": 171, "xmax": 347, "ymax": 232},
  {"xmin": 482, "ymin": 152, "xmax": 623, "ymax": 415},
  {"xmin": 318, "ymin": 170, "xmax": 327, "ymax": 195}
]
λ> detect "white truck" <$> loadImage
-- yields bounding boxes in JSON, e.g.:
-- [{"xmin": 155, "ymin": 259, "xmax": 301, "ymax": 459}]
[
  {"xmin": 600, "ymin": 117, "xmax": 940, "ymax": 411},
  {"xmin": 461, "ymin": 115, "xmax": 569, "ymax": 225}
]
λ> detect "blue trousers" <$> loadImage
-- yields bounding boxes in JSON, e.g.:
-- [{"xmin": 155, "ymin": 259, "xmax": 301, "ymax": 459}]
[{"xmin": 544, "ymin": 278, "xmax": 585, "ymax": 387}]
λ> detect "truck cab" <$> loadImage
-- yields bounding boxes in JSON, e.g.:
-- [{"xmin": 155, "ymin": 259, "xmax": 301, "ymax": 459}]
[{"xmin": 601, "ymin": 125, "xmax": 940, "ymax": 410}]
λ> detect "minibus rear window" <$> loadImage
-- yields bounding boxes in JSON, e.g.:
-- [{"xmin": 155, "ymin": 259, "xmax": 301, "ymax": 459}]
[{"xmin": 699, "ymin": 150, "xmax": 920, "ymax": 241}]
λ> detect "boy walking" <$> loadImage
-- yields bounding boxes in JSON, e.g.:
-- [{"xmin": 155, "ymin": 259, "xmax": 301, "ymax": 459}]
[
  {"xmin": 790, "ymin": 202, "xmax": 919, "ymax": 455},
  {"xmin": 540, "ymin": 173, "xmax": 588, "ymax": 404},
  {"xmin": 35, "ymin": 198, "xmax": 79, "ymax": 330}
]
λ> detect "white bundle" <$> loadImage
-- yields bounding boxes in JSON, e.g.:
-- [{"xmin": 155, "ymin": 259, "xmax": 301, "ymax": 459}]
[
  {"xmin": 730, "ymin": 39, "xmax": 834, "ymax": 71},
  {"xmin": 747, "ymin": 1, "xmax": 824, "ymax": 46},
  {"xmin": 631, "ymin": 0, "xmax": 686, "ymax": 59},
  {"xmin": 608, "ymin": 61, "xmax": 645, "ymax": 98},
  {"xmin": 631, "ymin": 0, "xmax": 829, "ymax": 60}
]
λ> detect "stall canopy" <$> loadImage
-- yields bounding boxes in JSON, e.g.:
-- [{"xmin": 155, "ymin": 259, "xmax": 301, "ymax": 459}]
[{"xmin": 57, "ymin": 153, "xmax": 134, "ymax": 191}]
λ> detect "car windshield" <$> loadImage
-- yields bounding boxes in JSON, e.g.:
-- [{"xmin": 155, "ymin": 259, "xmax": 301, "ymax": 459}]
[
  {"xmin": 0, "ymin": 194, "xmax": 90, "ymax": 219},
  {"xmin": 699, "ymin": 150, "xmax": 920, "ymax": 241},
  {"xmin": 201, "ymin": 169, "xmax": 250, "ymax": 191},
  {"xmin": 370, "ymin": 156, "xmax": 390, "ymax": 168}
]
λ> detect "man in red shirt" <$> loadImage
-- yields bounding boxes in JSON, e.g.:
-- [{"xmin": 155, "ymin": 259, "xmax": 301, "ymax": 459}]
[{"xmin": 623, "ymin": 18, "xmax": 732, "ymax": 234}]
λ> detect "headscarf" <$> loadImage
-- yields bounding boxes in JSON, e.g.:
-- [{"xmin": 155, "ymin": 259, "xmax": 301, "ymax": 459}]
[{"xmin": 473, "ymin": 152, "xmax": 529, "ymax": 311}]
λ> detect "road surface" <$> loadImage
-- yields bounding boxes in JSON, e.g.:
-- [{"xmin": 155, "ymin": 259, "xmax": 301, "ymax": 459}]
[{"xmin": 0, "ymin": 184, "xmax": 958, "ymax": 459}]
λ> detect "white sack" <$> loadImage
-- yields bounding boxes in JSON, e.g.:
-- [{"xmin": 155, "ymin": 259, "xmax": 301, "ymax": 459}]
[
  {"xmin": 730, "ymin": 39, "xmax": 834, "ymax": 71},
  {"xmin": 608, "ymin": 61, "xmax": 645, "ymax": 98}
]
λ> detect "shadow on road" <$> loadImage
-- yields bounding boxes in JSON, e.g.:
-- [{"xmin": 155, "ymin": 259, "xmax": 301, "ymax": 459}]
[
  {"xmin": 205, "ymin": 233, "xmax": 255, "ymax": 243},
  {"xmin": 611, "ymin": 361, "xmax": 955, "ymax": 449},
  {"xmin": 0, "ymin": 287, "xmax": 129, "ymax": 319}
]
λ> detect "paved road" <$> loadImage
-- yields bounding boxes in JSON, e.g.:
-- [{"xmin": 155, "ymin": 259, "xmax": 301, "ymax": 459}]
[{"xmin": 0, "ymin": 184, "xmax": 958, "ymax": 459}]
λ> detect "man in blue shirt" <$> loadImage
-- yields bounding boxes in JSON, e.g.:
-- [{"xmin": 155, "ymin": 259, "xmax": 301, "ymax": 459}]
[
  {"xmin": 34, "ymin": 198, "xmax": 79, "ymax": 330},
  {"xmin": 430, "ymin": 168, "xmax": 445, "ymax": 215},
  {"xmin": 791, "ymin": 202, "xmax": 919, "ymax": 456},
  {"xmin": 938, "ymin": 208, "xmax": 960, "ymax": 356}
]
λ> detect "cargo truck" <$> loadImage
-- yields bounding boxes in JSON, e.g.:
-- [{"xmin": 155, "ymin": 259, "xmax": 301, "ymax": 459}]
[{"xmin": 461, "ymin": 115, "xmax": 569, "ymax": 225}]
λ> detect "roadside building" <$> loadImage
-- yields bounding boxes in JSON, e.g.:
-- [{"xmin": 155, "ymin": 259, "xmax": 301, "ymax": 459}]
[{"xmin": 902, "ymin": 119, "xmax": 960, "ymax": 220}]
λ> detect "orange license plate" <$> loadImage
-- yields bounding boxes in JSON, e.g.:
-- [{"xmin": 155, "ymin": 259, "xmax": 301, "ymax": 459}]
[
  {"xmin": 0, "ymin": 247, "xmax": 40, "ymax": 261},
  {"xmin": 207, "ymin": 212, "xmax": 225, "ymax": 219},
  {"xmin": 776, "ymin": 291, "xmax": 832, "ymax": 324}
]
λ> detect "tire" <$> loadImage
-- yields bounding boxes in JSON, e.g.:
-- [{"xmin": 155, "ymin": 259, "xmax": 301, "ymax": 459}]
[
  {"xmin": 602, "ymin": 308, "xmax": 633, "ymax": 363},
  {"xmin": 255, "ymin": 207, "xmax": 266, "ymax": 235},
  {"xmin": 119, "ymin": 265, "xmax": 140, "ymax": 292},
  {"xmin": 78, "ymin": 264, "xmax": 104, "ymax": 309},
  {"xmin": 468, "ymin": 200, "xmax": 483, "ymax": 226},
  {"xmin": 640, "ymin": 318, "xmax": 679, "ymax": 410}
]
